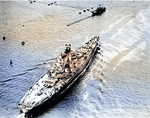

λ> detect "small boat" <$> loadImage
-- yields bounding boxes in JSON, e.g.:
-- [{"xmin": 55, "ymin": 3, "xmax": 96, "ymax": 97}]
[
  {"xmin": 18, "ymin": 36, "xmax": 100, "ymax": 113},
  {"xmin": 92, "ymin": 6, "xmax": 106, "ymax": 16}
]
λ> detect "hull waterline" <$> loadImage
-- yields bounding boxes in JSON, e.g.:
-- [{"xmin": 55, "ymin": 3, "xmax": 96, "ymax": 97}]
[{"xmin": 18, "ymin": 36, "xmax": 100, "ymax": 113}]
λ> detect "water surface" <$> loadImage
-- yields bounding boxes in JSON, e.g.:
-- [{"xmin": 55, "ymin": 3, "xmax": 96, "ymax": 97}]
[{"xmin": 0, "ymin": 1, "xmax": 150, "ymax": 118}]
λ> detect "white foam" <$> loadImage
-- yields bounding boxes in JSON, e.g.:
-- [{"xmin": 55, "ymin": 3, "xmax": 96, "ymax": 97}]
[
  {"xmin": 102, "ymin": 8, "xmax": 149, "ymax": 69},
  {"xmin": 113, "ymin": 42, "xmax": 146, "ymax": 70},
  {"xmin": 17, "ymin": 113, "xmax": 25, "ymax": 118},
  {"xmin": 82, "ymin": 92, "xmax": 89, "ymax": 101},
  {"xmin": 109, "ymin": 14, "xmax": 133, "ymax": 32},
  {"xmin": 101, "ymin": 14, "xmax": 133, "ymax": 34}
]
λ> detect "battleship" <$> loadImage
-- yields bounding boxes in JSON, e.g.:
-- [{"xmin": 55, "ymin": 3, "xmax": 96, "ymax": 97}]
[{"xmin": 18, "ymin": 36, "xmax": 100, "ymax": 113}]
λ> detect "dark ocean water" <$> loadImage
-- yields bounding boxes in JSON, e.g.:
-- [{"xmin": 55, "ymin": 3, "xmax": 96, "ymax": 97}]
[{"xmin": 0, "ymin": 1, "xmax": 150, "ymax": 118}]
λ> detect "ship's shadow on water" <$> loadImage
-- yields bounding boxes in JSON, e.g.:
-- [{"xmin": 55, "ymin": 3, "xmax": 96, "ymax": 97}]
[{"xmin": 23, "ymin": 51, "xmax": 100, "ymax": 118}]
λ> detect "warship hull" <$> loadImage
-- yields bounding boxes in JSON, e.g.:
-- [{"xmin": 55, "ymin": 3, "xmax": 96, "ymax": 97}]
[{"xmin": 18, "ymin": 36, "xmax": 100, "ymax": 113}]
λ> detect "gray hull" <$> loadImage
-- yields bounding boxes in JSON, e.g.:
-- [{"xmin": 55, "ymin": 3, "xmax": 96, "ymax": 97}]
[{"xmin": 18, "ymin": 36, "xmax": 100, "ymax": 113}]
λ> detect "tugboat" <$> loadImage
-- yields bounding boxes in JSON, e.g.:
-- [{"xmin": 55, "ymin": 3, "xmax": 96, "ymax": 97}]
[
  {"xmin": 18, "ymin": 36, "xmax": 100, "ymax": 113},
  {"xmin": 92, "ymin": 6, "xmax": 106, "ymax": 16}
]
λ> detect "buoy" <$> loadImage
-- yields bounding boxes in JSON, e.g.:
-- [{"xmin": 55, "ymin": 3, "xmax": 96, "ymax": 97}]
[
  {"xmin": 3, "ymin": 36, "xmax": 6, "ymax": 40},
  {"xmin": 10, "ymin": 60, "xmax": 12, "ymax": 65},
  {"xmin": 21, "ymin": 41, "xmax": 25, "ymax": 45}
]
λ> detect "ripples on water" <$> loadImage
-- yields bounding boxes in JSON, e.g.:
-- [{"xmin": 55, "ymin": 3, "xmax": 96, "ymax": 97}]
[{"xmin": 0, "ymin": 1, "xmax": 150, "ymax": 118}]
